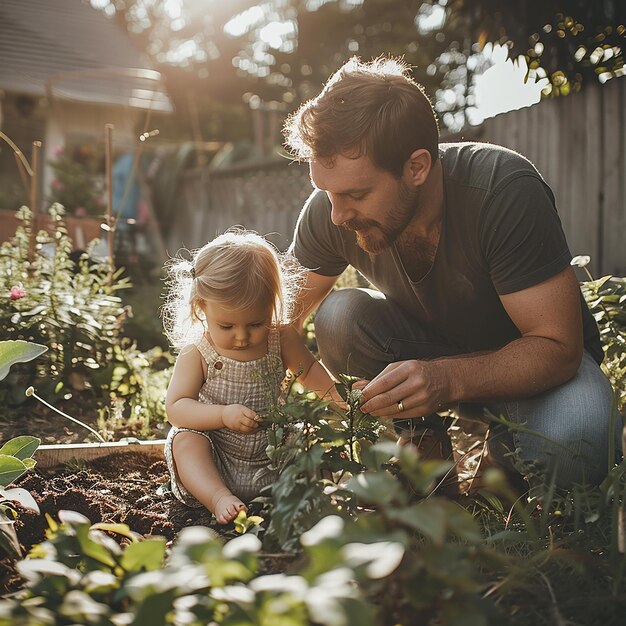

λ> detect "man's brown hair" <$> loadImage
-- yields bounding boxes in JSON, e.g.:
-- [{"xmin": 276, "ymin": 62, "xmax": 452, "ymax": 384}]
[{"xmin": 283, "ymin": 56, "xmax": 439, "ymax": 177}]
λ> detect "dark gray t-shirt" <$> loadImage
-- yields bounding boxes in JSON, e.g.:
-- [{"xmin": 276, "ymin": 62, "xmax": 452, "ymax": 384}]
[{"xmin": 291, "ymin": 142, "xmax": 602, "ymax": 362}]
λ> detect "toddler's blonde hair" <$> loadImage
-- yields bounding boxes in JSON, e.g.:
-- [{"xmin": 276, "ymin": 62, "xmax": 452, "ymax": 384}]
[{"xmin": 162, "ymin": 228, "xmax": 303, "ymax": 348}]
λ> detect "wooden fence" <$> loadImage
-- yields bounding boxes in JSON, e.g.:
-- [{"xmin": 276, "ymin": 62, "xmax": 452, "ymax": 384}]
[
  {"xmin": 176, "ymin": 76, "xmax": 625, "ymax": 274},
  {"xmin": 452, "ymin": 75, "xmax": 626, "ymax": 277},
  {"xmin": 171, "ymin": 158, "xmax": 310, "ymax": 253}
]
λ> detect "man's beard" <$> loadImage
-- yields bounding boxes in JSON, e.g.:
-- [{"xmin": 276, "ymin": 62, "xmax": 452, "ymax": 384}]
[{"xmin": 343, "ymin": 182, "xmax": 420, "ymax": 254}]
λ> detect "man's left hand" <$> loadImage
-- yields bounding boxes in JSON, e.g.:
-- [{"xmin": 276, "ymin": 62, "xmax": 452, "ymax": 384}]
[{"xmin": 358, "ymin": 360, "xmax": 449, "ymax": 418}]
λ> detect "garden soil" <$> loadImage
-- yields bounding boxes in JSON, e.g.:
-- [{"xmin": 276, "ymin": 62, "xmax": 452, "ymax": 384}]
[{"xmin": 1, "ymin": 451, "xmax": 280, "ymax": 594}]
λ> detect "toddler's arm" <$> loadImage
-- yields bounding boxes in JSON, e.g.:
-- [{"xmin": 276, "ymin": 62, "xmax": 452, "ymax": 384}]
[
  {"xmin": 166, "ymin": 345, "xmax": 260, "ymax": 433},
  {"xmin": 280, "ymin": 325, "xmax": 345, "ymax": 405}
]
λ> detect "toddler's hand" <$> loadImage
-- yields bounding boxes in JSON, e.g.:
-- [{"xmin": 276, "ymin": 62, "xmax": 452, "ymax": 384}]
[{"xmin": 222, "ymin": 404, "xmax": 261, "ymax": 433}]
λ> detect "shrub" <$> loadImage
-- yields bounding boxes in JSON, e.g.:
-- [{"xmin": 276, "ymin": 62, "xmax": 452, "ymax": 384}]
[
  {"xmin": 0, "ymin": 205, "xmax": 170, "ymax": 432},
  {"xmin": 580, "ymin": 273, "xmax": 626, "ymax": 415},
  {"xmin": 0, "ymin": 340, "xmax": 43, "ymax": 558}
]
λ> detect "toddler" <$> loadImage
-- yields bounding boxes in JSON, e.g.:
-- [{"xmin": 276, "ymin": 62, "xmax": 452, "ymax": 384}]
[{"xmin": 162, "ymin": 229, "xmax": 339, "ymax": 524}]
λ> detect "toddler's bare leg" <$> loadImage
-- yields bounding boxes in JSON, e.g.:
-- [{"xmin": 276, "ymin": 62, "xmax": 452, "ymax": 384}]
[{"xmin": 171, "ymin": 431, "xmax": 247, "ymax": 524}]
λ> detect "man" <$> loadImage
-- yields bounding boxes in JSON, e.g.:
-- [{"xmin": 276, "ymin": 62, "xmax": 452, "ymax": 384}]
[{"xmin": 283, "ymin": 56, "xmax": 620, "ymax": 491}]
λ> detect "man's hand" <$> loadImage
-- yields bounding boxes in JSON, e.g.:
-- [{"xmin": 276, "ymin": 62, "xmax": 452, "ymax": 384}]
[
  {"xmin": 221, "ymin": 404, "xmax": 261, "ymax": 433},
  {"xmin": 358, "ymin": 360, "xmax": 450, "ymax": 418}
]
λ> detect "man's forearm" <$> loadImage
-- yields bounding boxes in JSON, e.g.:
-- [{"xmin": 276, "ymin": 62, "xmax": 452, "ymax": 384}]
[{"xmin": 437, "ymin": 336, "xmax": 583, "ymax": 406}]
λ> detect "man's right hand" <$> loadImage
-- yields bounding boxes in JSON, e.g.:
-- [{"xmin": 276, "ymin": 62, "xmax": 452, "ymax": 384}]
[{"xmin": 221, "ymin": 404, "xmax": 261, "ymax": 433}]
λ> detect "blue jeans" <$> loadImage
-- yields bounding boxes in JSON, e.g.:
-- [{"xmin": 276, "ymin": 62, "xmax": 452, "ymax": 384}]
[{"xmin": 314, "ymin": 288, "xmax": 622, "ymax": 489}]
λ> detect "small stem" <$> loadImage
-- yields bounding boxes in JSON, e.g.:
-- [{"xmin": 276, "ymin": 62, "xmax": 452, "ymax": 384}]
[
  {"xmin": 26, "ymin": 387, "xmax": 106, "ymax": 443},
  {"xmin": 0, "ymin": 131, "xmax": 34, "ymax": 176}
]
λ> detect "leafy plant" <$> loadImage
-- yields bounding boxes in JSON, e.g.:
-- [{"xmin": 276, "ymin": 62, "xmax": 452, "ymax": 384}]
[
  {"xmin": 0, "ymin": 510, "xmax": 380, "ymax": 626},
  {"xmin": 0, "ymin": 205, "xmax": 171, "ymax": 435},
  {"xmin": 261, "ymin": 375, "xmax": 387, "ymax": 553},
  {"xmin": 0, "ymin": 340, "xmax": 43, "ymax": 558},
  {"xmin": 579, "ymin": 267, "xmax": 626, "ymax": 414},
  {"xmin": 1, "ymin": 205, "xmax": 128, "ymax": 396},
  {"xmin": 0, "ymin": 436, "xmax": 40, "ymax": 558},
  {"xmin": 47, "ymin": 145, "xmax": 104, "ymax": 217}
]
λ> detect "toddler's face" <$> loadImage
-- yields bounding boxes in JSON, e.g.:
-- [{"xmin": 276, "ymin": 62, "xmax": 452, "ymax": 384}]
[{"xmin": 201, "ymin": 300, "xmax": 272, "ymax": 354}]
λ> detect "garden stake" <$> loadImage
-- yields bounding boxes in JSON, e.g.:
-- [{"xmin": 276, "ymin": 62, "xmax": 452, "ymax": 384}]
[
  {"xmin": 26, "ymin": 141, "xmax": 42, "ymax": 272},
  {"xmin": 104, "ymin": 123, "xmax": 115, "ymax": 283}
]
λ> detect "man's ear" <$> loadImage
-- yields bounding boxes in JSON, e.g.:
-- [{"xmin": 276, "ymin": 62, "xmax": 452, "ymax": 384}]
[{"xmin": 404, "ymin": 149, "xmax": 432, "ymax": 187}]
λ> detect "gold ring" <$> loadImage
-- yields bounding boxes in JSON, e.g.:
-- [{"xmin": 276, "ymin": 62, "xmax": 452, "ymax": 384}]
[{"xmin": 397, "ymin": 400, "xmax": 404, "ymax": 412}]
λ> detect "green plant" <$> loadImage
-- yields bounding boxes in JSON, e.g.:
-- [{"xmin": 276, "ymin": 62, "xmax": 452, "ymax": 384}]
[
  {"xmin": 0, "ymin": 510, "xmax": 379, "ymax": 626},
  {"xmin": 578, "ymin": 265, "xmax": 626, "ymax": 415},
  {"xmin": 261, "ymin": 375, "xmax": 387, "ymax": 553},
  {"xmin": 0, "ymin": 436, "xmax": 40, "ymax": 558},
  {"xmin": 0, "ymin": 340, "xmax": 43, "ymax": 557},
  {"xmin": 1, "ymin": 205, "xmax": 129, "ymax": 397},
  {"xmin": 47, "ymin": 145, "xmax": 104, "ymax": 217},
  {"xmin": 0, "ymin": 205, "xmax": 172, "ymax": 435}
]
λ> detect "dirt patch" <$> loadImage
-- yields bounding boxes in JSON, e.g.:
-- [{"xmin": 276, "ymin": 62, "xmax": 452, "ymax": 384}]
[
  {"xmin": 0, "ymin": 423, "xmax": 490, "ymax": 594},
  {"xmin": 1, "ymin": 451, "xmax": 261, "ymax": 593},
  {"xmin": 1, "ymin": 394, "xmax": 168, "ymax": 445},
  {"xmin": 14, "ymin": 452, "xmax": 184, "ymax": 542}
]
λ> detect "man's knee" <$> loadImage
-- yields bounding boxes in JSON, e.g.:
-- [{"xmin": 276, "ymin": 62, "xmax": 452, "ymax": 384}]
[
  {"xmin": 315, "ymin": 288, "xmax": 382, "ymax": 337},
  {"xmin": 508, "ymin": 358, "xmax": 619, "ymax": 488},
  {"xmin": 314, "ymin": 288, "xmax": 388, "ymax": 378}
]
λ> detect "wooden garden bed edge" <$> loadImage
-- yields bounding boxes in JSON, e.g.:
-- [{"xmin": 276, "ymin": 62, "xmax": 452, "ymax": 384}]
[{"xmin": 33, "ymin": 439, "xmax": 166, "ymax": 469}]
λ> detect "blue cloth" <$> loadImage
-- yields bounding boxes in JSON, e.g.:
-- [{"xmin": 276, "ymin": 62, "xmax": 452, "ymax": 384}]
[{"xmin": 112, "ymin": 152, "xmax": 140, "ymax": 229}]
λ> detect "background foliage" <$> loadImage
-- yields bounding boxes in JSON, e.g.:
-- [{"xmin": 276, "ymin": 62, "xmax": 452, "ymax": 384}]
[
  {"xmin": 0, "ymin": 206, "xmax": 170, "ymax": 437},
  {"xmin": 92, "ymin": 0, "xmax": 625, "ymax": 138}
]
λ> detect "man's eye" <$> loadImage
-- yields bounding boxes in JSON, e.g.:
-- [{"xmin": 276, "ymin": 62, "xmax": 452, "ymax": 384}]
[{"xmin": 349, "ymin": 193, "xmax": 366, "ymax": 200}]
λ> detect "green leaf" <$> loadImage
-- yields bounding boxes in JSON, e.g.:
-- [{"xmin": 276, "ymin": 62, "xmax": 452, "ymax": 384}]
[
  {"xmin": 59, "ymin": 590, "xmax": 110, "ymax": 622},
  {"xmin": 361, "ymin": 441, "xmax": 399, "ymax": 468},
  {"xmin": 91, "ymin": 522, "xmax": 136, "ymax": 541},
  {"xmin": 0, "ymin": 487, "xmax": 40, "ymax": 513},
  {"xmin": 0, "ymin": 510, "xmax": 21, "ymax": 557},
  {"xmin": 17, "ymin": 558, "xmax": 82, "ymax": 584},
  {"xmin": 0, "ymin": 455, "xmax": 28, "ymax": 487},
  {"xmin": 0, "ymin": 436, "xmax": 40, "ymax": 460},
  {"xmin": 22, "ymin": 458, "xmax": 36, "ymax": 470},
  {"xmin": 75, "ymin": 525, "xmax": 116, "ymax": 568},
  {"xmin": 386, "ymin": 503, "xmax": 447, "ymax": 546},
  {"xmin": 345, "ymin": 471, "xmax": 403, "ymax": 506},
  {"xmin": 121, "ymin": 538, "xmax": 167, "ymax": 572},
  {"xmin": 131, "ymin": 590, "xmax": 177, "ymax": 626},
  {"xmin": 0, "ymin": 340, "xmax": 47, "ymax": 381}
]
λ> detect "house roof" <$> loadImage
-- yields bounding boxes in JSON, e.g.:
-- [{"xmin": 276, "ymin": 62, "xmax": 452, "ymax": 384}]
[{"xmin": 0, "ymin": 0, "xmax": 172, "ymax": 112}]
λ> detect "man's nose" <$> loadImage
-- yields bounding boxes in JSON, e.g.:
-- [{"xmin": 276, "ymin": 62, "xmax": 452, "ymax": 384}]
[{"xmin": 328, "ymin": 194, "xmax": 352, "ymax": 226}]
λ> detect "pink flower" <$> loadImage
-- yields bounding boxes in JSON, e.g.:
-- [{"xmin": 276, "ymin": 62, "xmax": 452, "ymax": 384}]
[
  {"xmin": 74, "ymin": 207, "xmax": 87, "ymax": 218},
  {"xmin": 51, "ymin": 179, "xmax": 64, "ymax": 192},
  {"xmin": 9, "ymin": 286, "xmax": 26, "ymax": 301}
]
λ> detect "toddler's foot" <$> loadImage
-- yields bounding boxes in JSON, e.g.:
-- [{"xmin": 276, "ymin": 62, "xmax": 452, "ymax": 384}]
[{"xmin": 210, "ymin": 489, "xmax": 247, "ymax": 524}]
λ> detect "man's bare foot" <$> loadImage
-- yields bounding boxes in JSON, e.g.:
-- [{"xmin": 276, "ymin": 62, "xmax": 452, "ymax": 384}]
[{"xmin": 210, "ymin": 489, "xmax": 247, "ymax": 524}]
